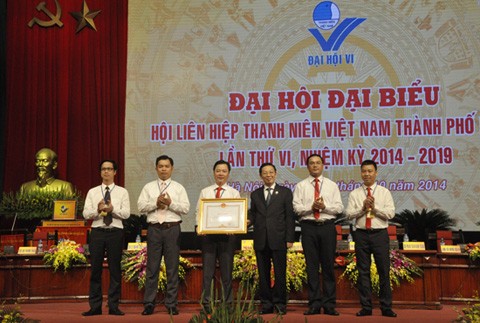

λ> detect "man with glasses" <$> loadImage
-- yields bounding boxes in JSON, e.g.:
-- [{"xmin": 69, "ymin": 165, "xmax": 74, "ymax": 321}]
[{"xmin": 82, "ymin": 160, "xmax": 130, "ymax": 316}]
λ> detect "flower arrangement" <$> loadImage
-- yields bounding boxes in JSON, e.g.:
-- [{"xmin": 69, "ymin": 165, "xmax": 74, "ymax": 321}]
[
  {"xmin": 0, "ymin": 189, "xmax": 83, "ymax": 220},
  {"xmin": 43, "ymin": 239, "xmax": 87, "ymax": 272},
  {"xmin": 454, "ymin": 291, "xmax": 480, "ymax": 323},
  {"xmin": 121, "ymin": 247, "xmax": 193, "ymax": 291},
  {"xmin": 465, "ymin": 243, "xmax": 480, "ymax": 261},
  {"xmin": 339, "ymin": 249, "xmax": 423, "ymax": 295},
  {"xmin": 0, "ymin": 302, "xmax": 25, "ymax": 323},
  {"xmin": 232, "ymin": 249, "xmax": 307, "ymax": 293}
]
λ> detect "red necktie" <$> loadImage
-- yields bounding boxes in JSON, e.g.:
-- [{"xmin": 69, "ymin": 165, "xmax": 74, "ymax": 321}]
[
  {"xmin": 314, "ymin": 178, "xmax": 320, "ymax": 219},
  {"xmin": 366, "ymin": 187, "xmax": 372, "ymax": 229},
  {"xmin": 216, "ymin": 186, "xmax": 222, "ymax": 198}
]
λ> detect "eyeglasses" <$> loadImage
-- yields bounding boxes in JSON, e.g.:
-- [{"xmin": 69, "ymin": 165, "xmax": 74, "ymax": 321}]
[{"xmin": 101, "ymin": 167, "xmax": 114, "ymax": 171}]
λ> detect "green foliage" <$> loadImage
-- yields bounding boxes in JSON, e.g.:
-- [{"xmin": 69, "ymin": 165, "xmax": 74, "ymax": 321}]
[
  {"xmin": 121, "ymin": 247, "xmax": 193, "ymax": 291},
  {"xmin": 189, "ymin": 282, "xmax": 277, "ymax": 323},
  {"xmin": 233, "ymin": 249, "xmax": 307, "ymax": 293},
  {"xmin": 465, "ymin": 243, "xmax": 480, "ymax": 261},
  {"xmin": 43, "ymin": 239, "xmax": 87, "ymax": 272},
  {"xmin": 0, "ymin": 303, "xmax": 23, "ymax": 323},
  {"xmin": 0, "ymin": 302, "xmax": 39, "ymax": 323},
  {"xmin": 454, "ymin": 291, "xmax": 480, "ymax": 323},
  {"xmin": 0, "ymin": 189, "xmax": 84, "ymax": 220},
  {"xmin": 339, "ymin": 249, "xmax": 423, "ymax": 295},
  {"xmin": 390, "ymin": 208, "xmax": 456, "ymax": 243}
]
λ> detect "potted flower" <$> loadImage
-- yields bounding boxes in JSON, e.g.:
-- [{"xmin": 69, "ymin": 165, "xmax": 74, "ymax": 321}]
[
  {"xmin": 465, "ymin": 242, "xmax": 480, "ymax": 261},
  {"xmin": 232, "ymin": 249, "xmax": 307, "ymax": 293},
  {"xmin": 121, "ymin": 247, "xmax": 193, "ymax": 291},
  {"xmin": 338, "ymin": 249, "xmax": 423, "ymax": 294},
  {"xmin": 43, "ymin": 239, "xmax": 87, "ymax": 272}
]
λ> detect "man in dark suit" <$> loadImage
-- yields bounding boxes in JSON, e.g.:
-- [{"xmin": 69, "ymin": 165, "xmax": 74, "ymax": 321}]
[{"xmin": 249, "ymin": 163, "xmax": 295, "ymax": 315}]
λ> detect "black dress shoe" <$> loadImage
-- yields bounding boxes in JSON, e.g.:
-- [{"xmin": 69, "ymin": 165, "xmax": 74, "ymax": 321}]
[
  {"xmin": 382, "ymin": 309, "xmax": 397, "ymax": 317},
  {"xmin": 304, "ymin": 307, "xmax": 321, "ymax": 315},
  {"xmin": 81, "ymin": 308, "xmax": 102, "ymax": 316},
  {"xmin": 259, "ymin": 308, "xmax": 274, "ymax": 314},
  {"xmin": 356, "ymin": 309, "xmax": 373, "ymax": 316},
  {"xmin": 167, "ymin": 307, "xmax": 179, "ymax": 315},
  {"xmin": 141, "ymin": 306, "xmax": 154, "ymax": 315},
  {"xmin": 323, "ymin": 308, "xmax": 339, "ymax": 316},
  {"xmin": 108, "ymin": 308, "xmax": 124, "ymax": 316}
]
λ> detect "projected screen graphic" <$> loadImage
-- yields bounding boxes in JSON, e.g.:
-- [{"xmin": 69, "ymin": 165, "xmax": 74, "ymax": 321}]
[{"xmin": 126, "ymin": 1, "xmax": 480, "ymax": 231}]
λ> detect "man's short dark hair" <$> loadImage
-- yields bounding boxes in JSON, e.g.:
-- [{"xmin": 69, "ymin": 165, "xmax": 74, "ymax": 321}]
[
  {"xmin": 156, "ymin": 155, "xmax": 174, "ymax": 166},
  {"xmin": 99, "ymin": 159, "xmax": 118, "ymax": 171},
  {"xmin": 259, "ymin": 162, "xmax": 276, "ymax": 174},
  {"xmin": 361, "ymin": 159, "xmax": 377, "ymax": 170},
  {"xmin": 306, "ymin": 153, "xmax": 324, "ymax": 165},
  {"xmin": 213, "ymin": 160, "xmax": 231, "ymax": 172}
]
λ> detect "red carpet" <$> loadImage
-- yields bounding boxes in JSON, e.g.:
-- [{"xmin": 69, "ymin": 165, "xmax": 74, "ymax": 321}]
[{"xmin": 16, "ymin": 302, "xmax": 461, "ymax": 322}]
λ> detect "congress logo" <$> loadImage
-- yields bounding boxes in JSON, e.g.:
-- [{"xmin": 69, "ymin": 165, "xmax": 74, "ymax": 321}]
[{"xmin": 309, "ymin": 1, "xmax": 366, "ymax": 52}]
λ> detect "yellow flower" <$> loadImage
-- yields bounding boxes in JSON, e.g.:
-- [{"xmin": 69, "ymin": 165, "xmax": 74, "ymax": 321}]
[
  {"xmin": 465, "ymin": 243, "xmax": 480, "ymax": 261},
  {"xmin": 233, "ymin": 249, "xmax": 307, "ymax": 293},
  {"xmin": 43, "ymin": 239, "xmax": 87, "ymax": 272},
  {"xmin": 120, "ymin": 248, "xmax": 193, "ymax": 291},
  {"xmin": 339, "ymin": 250, "xmax": 422, "ymax": 295}
]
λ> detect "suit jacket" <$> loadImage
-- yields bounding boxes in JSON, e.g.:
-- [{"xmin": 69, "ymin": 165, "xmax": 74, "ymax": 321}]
[{"xmin": 249, "ymin": 184, "xmax": 295, "ymax": 250}]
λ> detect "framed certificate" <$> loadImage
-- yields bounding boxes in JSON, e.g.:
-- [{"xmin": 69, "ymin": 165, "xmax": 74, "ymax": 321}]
[{"xmin": 198, "ymin": 198, "xmax": 248, "ymax": 234}]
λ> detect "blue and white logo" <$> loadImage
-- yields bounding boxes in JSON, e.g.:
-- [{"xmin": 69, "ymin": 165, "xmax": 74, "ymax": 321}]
[
  {"xmin": 309, "ymin": 1, "xmax": 366, "ymax": 52},
  {"xmin": 313, "ymin": 1, "xmax": 340, "ymax": 30}
]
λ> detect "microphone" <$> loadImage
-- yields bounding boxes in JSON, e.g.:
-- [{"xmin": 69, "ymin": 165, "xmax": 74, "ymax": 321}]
[
  {"xmin": 366, "ymin": 207, "xmax": 373, "ymax": 218},
  {"xmin": 459, "ymin": 229, "xmax": 465, "ymax": 244}
]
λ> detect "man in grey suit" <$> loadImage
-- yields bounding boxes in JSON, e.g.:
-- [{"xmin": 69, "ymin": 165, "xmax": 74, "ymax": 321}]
[{"xmin": 249, "ymin": 163, "xmax": 295, "ymax": 315}]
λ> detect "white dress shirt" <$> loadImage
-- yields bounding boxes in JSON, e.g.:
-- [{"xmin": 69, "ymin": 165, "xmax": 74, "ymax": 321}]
[
  {"xmin": 345, "ymin": 182, "xmax": 395, "ymax": 229},
  {"xmin": 293, "ymin": 175, "xmax": 344, "ymax": 221},
  {"xmin": 264, "ymin": 183, "xmax": 276, "ymax": 200},
  {"xmin": 83, "ymin": 183, "xmax": 130, "ymax": 228},
  {"xmin": 137, "ymin": 178, "xmax": 190, "ymax": 224}
]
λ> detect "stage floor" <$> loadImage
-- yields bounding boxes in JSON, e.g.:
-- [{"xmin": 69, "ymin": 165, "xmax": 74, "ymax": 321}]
[{"xmin": 15, "ymin": 302, "xmax": 460, "ymax": 322}]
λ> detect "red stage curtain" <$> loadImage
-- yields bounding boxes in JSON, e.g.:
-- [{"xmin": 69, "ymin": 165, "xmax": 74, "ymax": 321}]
[{"xmin": 4, "ymin": 0, "xmax": 127, "ymax": 195}]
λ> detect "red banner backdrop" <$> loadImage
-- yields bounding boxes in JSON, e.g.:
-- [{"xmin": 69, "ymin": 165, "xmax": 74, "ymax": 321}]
[{"xmin": 4, "ymin": 0, "xmax": 127, "ymax": 195}]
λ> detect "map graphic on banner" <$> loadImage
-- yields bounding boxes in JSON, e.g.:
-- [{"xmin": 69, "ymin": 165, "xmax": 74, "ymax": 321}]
[{"xmin": 126, "ymin": 0, "xmax": 480, "ymax": 231}]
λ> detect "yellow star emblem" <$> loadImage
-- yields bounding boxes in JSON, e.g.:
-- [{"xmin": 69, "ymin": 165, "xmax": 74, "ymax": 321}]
[{"xmin": 70, "ymin": 0, "xmax": 101, "ymax": 33}]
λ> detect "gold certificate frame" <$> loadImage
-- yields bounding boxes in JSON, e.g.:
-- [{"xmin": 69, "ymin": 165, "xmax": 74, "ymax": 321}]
[{"xmin": 198, "ymin": 198, "xmax": 248, "ymax": 234}]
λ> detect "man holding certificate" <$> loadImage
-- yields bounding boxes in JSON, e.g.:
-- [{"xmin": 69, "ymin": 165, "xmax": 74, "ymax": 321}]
[
  {"xmin": 196, "ymin": 160, "xmax": 240, "ymax": 313},
  {"xmin": 249, "ymin": 163, "xmax": 295, "ymax": 315}
]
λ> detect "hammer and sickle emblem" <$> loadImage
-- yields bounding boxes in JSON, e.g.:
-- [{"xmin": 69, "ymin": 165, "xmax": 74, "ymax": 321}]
[{"xmin": 28, "ymin": 0, "xmax": 63, "ymax": 28}]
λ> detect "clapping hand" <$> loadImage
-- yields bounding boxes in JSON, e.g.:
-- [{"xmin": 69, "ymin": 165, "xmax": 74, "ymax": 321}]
[{"xmin": 157, "ymin": 193, "xmax": 171, "ymax": 210}]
